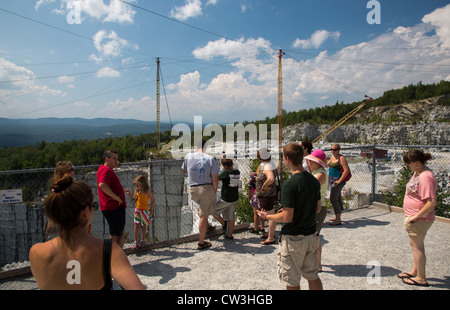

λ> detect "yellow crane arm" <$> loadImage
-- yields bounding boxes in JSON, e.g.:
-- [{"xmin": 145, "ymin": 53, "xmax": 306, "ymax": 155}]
[
  {"xmin": 312, "ymin": 97, "xmax": 373, "ymax": 144},
  {"xmin": 156, "ymin": 138, "xmax": 176, "ymax": 155}
]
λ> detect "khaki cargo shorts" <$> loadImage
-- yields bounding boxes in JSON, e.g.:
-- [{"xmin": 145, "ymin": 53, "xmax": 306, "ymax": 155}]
[
  {"xmin": 214, "ymin": 200, "xmax": 238, "ymax": 221},
  {"xmin": 189, "ymin": 184, "xmax": 216, "ymax": 216},
  {"xmin": 404, "ymin": 217, "xmax": 433, "ymax": 238},
  {"xmin": 277, "ymin": 234, "xmax": 319, "ymax": 287}
]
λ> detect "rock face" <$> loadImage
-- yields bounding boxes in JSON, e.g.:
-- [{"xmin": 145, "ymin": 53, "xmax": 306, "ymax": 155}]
[{"xmin": 283, "ymin": 96, "xmax": 450, "ymax": 145}]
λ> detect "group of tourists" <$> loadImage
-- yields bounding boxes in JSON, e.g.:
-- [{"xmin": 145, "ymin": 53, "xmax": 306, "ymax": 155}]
[
  {"xmin": 249, "ymin": 143, "xmax": 437, "ymax": 289},
  {"xmin": 27, "ymin": 140, "xmax": 438, "ymax": 290}
]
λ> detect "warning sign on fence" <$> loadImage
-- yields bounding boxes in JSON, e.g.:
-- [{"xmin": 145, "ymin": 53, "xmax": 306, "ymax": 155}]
[{"xmin": 0, "ymin": 189, "xmax": 23, "ymax": 203}]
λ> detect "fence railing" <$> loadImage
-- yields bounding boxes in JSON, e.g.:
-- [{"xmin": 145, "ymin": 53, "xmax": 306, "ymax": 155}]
[
  {"xmin": 328, "ymin": 144, "xmax": 450, "ymax": 216},
  {"xmin": 0, "ymin": 144, "xmax": 449, "ymax": 270}
]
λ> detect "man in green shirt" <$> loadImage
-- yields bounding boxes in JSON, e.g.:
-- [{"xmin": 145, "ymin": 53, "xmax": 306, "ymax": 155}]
[
  {"xmin": 214, "ymin": 159, "xmax": 240, "ymax": 240},
  {"xmin": 257, "ymin": 143, "xmax": 323, "ymax": 290}
]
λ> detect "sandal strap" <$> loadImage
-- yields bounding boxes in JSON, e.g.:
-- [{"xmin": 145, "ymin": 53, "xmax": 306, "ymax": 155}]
[{"xmin": 198, "ymin": 242, "xmax": 212, "ymax": 250}]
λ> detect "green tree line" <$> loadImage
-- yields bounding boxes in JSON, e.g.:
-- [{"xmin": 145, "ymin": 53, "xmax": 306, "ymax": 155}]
[{"xmin": 0, "ymin": 130, "xmax": 174, "ymax": 170}]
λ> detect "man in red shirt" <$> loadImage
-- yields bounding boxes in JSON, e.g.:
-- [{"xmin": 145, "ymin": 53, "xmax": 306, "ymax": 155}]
[{"xmin": 97, "ymin": 150, "xmax": 127, "ymax": 248}]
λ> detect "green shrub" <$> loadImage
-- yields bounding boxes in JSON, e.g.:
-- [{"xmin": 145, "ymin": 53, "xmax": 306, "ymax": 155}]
[
  {"xmin": 236, "ymin": 189, "xmax": 253, "ymax": 224},
  {"xmin": 381, "ymin": 164, "xmax": 449, "ymax": 219}
]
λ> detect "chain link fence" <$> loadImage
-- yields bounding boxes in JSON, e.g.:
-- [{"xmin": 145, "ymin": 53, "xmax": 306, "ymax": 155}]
[
  {"xmin": 1, "ymin": 144, "xmax": 449, "ymax": 271},
  {"xmin": 0, "ymin": 160, "xmax": 186, "ymax": 270},
  {"xmin": 326, "ymin": 144, "xmax": 450, "ymax": 218}
]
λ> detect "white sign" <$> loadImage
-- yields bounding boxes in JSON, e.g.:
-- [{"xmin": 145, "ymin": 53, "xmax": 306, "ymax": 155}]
[{"xmin": 0, "ymin": 189, "xmax": 23, "ymax": 203}]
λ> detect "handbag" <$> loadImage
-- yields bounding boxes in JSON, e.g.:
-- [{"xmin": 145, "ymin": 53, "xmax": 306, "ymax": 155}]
[
  {"xmin": 339, "ymin": 155, "xmax": 352, "ymax": 182},
  {"xmin": 251, "ymin": 192, "xmax": 261, "ymax": 210}
]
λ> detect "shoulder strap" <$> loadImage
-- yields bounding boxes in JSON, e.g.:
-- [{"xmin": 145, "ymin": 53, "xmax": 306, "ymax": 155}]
[
  {"xmin": 275, "ymin": 168, "xmax": 281, "ymax": 185},
  {"xmin": 102, "ymin": 239, "xmax": 113, "ymax": 290},
  {"xmin": 338, "ymin": 155, "xmax": 343, "ymax": 168}
]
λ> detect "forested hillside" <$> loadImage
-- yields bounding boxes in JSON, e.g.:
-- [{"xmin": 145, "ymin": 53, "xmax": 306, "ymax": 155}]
[
  {"xmin": 252, "ymin": 80, "xmax": 450, "ymax": 127},
  {"xmin": 0, "ymin": 130, "xmax": 174, "ymax": 170}
]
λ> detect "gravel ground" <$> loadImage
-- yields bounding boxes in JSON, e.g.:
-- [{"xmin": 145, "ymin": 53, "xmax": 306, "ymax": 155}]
[{"xmin": 0, "ymin": 205, "xmax": 449, "ymax": 291}]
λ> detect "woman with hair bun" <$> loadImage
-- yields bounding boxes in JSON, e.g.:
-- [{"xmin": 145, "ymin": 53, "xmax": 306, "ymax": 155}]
[
  {"xmin": 29, "ymin": 176, "xmax": 144, "ymax": 290},
  {"xmin": 53, "ymin": 161, "xmax": 75, "ymax": 181},
  {"xmin": 397, "ymin": 149, "xmax": 437, "ymax": 287}
]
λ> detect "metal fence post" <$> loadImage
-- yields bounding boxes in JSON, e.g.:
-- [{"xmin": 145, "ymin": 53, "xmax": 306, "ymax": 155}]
[
  {"xmin": 149, "ymin": 161, "xmax": 156, "ymax": 244},
  {"xmin": 371, "ymin": 144, "xmax": 376, "ymax": 203}
]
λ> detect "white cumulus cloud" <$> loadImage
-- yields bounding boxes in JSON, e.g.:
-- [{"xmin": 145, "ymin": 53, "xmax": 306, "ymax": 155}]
[
  {"xmin": 293, "ymin": 30, "xmax": 341, "ymax": 49},
  {"xmin": 192, "ymin": 37, "xmax": 273, "ymax": 60},
  {"xmin": 167, "ymin": 5, "xmax": 450, "ymax": 122},
  {"xmin": 169, "ymin": 0, "xmax": 203, "ymax": 21},
  {"xmin": 92, "ymin": 29, "xmax": 138, "ymax": 58},
  {"xmin": 95, "ymin": 66, "xmax": 120, "ymax": 78},
  {"xmin": 0, "ymin": 58, "xmax": 62, "ymax": 99},
  {"xmin": 422, "ymin": 3, "xmax": 450, "ymax": 48},
  {"xmin": 35, "ymin": 0, "xmax": 136, "ymax": 24}
]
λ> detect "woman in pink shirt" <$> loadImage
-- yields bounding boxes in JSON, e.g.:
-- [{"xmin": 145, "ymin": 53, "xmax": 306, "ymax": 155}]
[{"xmin": 397, "ymin": 149, "xmax": 437, "ymax": 287}]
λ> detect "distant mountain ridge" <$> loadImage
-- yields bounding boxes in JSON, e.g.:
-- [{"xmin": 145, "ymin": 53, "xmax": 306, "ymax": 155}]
[{"xmin": 0, "ymin": 118, "xmax": 185, "ymax": 148}]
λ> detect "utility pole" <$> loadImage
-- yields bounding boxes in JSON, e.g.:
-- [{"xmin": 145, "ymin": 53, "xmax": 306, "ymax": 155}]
[
  {"xmin": 156, "ymin": 57, "xmax": 161, "ymax": 151},
  {"xmin": 277, "ymin": 49, "xmax": 284, "ymax": 173},
  {"xmin": 277, "ymin": 50, "xmax": 284, "ymax": 153}
]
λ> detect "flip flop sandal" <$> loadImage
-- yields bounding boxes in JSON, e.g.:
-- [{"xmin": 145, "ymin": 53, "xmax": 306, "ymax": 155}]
[
  {"xmin": 248, "ymin": 228, "xmax": 258, "ymax": 234},
  {"xmin": 397, "ymin": 272, "xmax": 414, "ymax": 279},
  {"xmin": 197, "ymin": 241, "xmax": 212, "ymax": 250},
  {"xmin": 402, "ymin": 278, "xmax": 429, "ymax": 287}
]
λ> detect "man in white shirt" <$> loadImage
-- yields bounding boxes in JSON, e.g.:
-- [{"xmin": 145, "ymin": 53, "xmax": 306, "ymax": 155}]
[{"xmin": 182, "ymin": 139, "xmax": 219, "ymax": 250}]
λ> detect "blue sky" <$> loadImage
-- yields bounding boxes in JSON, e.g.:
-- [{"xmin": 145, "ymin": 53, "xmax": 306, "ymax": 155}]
[{"xmin": 0, "ymin": 0, "xmax": 449, "ymax": 125}]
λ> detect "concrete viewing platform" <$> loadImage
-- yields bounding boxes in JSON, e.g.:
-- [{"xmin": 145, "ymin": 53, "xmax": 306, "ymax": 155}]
[{"xmin": 0, "ymin": 204, "xmax": 449, "ymax": 291}]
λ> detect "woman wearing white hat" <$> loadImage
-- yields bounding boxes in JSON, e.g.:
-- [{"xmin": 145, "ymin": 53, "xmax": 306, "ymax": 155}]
[
  {"xmin": 305, "ymin": 149, "xmax": 328, "ymax": 272},
  {"xmin": 255, "ymin": 147, "xmax": 278, "ymax": 245}
]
